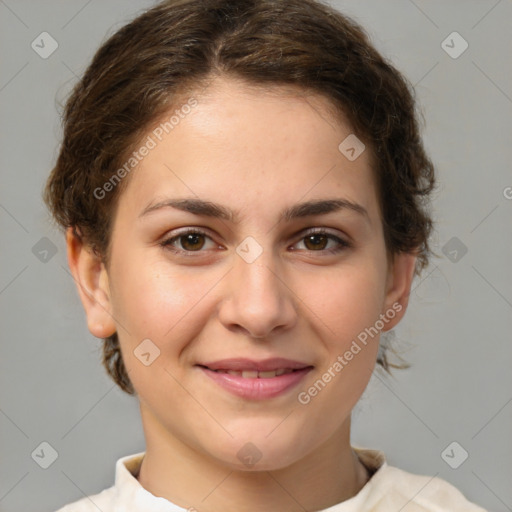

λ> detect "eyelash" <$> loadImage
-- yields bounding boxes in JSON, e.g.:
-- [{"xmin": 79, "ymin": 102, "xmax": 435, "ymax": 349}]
[{"xmin": 159, "ymin": 227, "xmax": 351, "ymax": 257}]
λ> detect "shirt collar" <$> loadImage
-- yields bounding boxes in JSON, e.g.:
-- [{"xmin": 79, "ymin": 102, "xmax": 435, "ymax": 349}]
[
  {"xmin": 114, "ymin": 452, "xmax": 185, "ymax": 511},
  {"xmin": 112, "ymin": 447, "xmax": 387, "ymax": 510}
]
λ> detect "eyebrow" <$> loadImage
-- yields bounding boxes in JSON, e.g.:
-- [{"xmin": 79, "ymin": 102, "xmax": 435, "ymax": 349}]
[{"xmin": 138, "ymin": 197, "xmax": 369, "ymax": 224}]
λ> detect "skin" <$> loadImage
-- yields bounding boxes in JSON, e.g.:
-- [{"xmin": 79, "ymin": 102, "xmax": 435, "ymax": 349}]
[{"xmin": 67, "ymin": 76, "xmax": 417, "ymax": 512}]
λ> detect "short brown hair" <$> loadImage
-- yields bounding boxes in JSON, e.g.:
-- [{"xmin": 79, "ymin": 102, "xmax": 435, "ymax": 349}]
[{"xmin": 44, "ymin": 0, "xmax": 435, "ymax": 394}]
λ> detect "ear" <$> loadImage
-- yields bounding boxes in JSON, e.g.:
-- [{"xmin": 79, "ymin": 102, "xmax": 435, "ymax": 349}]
[
  {"xmin": 381, "ymin": 251, "xmax": 417, "ymax": 332},
  {"xmin": 66, "ymin": 227, "xmax": 116, "ymax": 338}
]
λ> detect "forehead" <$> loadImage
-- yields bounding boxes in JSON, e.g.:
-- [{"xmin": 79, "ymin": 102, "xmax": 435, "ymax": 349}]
[{"xmin": 115, "ymin": 77, "xmax": 379, "ymax": 223}]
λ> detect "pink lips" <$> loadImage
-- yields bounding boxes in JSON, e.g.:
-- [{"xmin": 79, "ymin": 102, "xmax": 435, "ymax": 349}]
[{"xmin": 197, "ymin": 358, "xmax": 313, "ymax": 400}]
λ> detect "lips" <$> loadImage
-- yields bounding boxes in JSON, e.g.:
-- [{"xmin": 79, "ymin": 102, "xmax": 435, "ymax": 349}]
[
  {"xmin": 199, "ymin": 357, "xmax": 310, "ymax": 372},
  {"xmin": 197, "ymin": 358, "xmax": 313, "ymax": 400},
  {"xmin": 210, "ymin": 368, "xmax": 294, "ymax": 378}
]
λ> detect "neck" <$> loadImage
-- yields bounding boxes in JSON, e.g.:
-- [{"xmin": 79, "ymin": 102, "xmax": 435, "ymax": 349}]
[{"xmin": 136, "ymin": 405, "xmax": 369, "ymax": 512}]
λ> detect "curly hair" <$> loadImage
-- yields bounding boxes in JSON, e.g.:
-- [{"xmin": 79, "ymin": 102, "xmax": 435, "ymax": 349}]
[{"xmin": 44, "ymin": 0, "xmax": 435, "ymax": 394}]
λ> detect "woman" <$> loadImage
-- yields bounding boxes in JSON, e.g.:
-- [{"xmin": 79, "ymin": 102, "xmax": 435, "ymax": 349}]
[{"xmin": 44, "ymin": 0, "xmax": 487, "ymax": 510}]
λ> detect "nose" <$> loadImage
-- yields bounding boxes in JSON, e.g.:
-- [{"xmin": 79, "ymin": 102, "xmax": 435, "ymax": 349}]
[{"xmin": 217, "ymin": 247, "xmax": 298, "ymax": 339}]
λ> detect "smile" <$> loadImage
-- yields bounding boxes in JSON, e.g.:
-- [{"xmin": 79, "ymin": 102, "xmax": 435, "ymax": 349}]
[
  {"xmin": 197, "ymin": 358, "xmax": 313, "ymax": 400},
  {"xmin": 208, "ymin": 368, "xmax": 296, "ymax": 378}
]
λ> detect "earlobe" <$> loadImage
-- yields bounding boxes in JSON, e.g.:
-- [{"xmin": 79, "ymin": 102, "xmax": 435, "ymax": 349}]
[
  {"xmin": 381, "ymin": 252, "xmax": 417, "ymax": 331},
  {"xmin": 66, "ymin": 227, "xmax": 117, "ymax": 338}
]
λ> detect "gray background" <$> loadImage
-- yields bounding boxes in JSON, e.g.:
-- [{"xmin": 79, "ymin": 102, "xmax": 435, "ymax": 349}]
[{"xmin": 1, "ymin": 1, "xmax": 511, "ymax": 511}]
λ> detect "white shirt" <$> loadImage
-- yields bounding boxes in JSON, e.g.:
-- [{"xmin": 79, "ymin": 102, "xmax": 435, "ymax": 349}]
[{"xmin": 55, "ymin": 447, "xmax": 487, "ymax": 511}]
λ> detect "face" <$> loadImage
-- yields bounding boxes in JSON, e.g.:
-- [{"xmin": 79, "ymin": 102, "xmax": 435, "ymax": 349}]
[{"xmin": 71, "ymin": 77, "xmax": 415, "ymax": 471}]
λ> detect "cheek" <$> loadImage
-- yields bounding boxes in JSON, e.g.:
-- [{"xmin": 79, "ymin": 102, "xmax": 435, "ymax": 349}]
[
  {"xmin": 294, "ymin": 264, "xmax": 386, "ymax": 427},
  {"xmin": 108, "ymin": 254, "xmax": 212, "ymax": 348},
  {"xmin": 300, "ymin": 259, "xmax": 387, "ymax": 348},
  {"xmin": 109, "ymin": 260, "xmax": 219, "ymax": 396}
]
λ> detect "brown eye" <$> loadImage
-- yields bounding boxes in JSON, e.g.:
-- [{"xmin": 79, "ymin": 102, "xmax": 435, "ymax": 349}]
[
  {"xmin": 303, "ymin": 234, "xmax": 329, "ymax": 251},
  {"xmin": 160, "ymin": 229, "xmax": 216, "ymax": 254},
  {"xmin": 179, "ymin": 233, "xmax": 206, "ymax": 251},
  {"xmin": 293, "ymin": 230, "xmax": 351, "ymax": 254}
]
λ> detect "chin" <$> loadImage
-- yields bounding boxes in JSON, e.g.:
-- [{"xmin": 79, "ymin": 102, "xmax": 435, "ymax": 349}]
[{"xmin": 206, "ymin": 428, "xmax": 309, "ymax": 472}]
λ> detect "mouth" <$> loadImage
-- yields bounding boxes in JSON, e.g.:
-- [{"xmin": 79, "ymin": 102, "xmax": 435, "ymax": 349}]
[
  {"xmin": 201, "ymin": 368, "xmax": 299, "ymax": 378},
  {"xmin": 196, "ymin": 358, "xmax": 313, "ymax": 400},
  {"xmin": 198, "ymin": 357, "xmax": 311, "ymax": 372}
]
